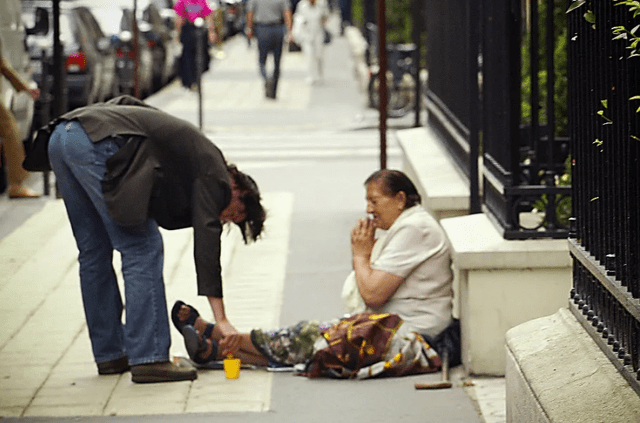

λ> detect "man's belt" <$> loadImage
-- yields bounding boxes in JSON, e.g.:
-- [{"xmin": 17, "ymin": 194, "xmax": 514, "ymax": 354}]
[{"xmin": 255, "ymin": 21, "xmax": 284, "ymax": 26}]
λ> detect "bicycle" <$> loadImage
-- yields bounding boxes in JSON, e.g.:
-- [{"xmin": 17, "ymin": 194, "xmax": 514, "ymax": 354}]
[{"xmin": 364, "ymin": 24, "xmax": 417, "ymax": 118}]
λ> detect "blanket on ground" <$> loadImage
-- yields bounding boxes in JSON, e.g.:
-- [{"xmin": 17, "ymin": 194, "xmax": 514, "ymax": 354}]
[{"xmin": 250, "ymin": 312, "xmax": 441, "ymax": 379}]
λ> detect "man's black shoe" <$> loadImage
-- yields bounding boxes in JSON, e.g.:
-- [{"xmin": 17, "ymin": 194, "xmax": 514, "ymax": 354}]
[
  {"xmin": 97, "ymin": 356, "xmax": 130, "ymax": 375},
  {"xmin": 265, "ymin": 77, "xmax": 276, "ymax": 99},
  {"xmin": 131, "ymin": 361, "xmax": 197, "ymax": 383}
]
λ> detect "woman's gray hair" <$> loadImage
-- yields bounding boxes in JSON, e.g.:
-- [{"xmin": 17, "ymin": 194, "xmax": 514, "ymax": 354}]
[{"xmin": 364, "ymin": 169, "xmax": 421, "ymax": 209}]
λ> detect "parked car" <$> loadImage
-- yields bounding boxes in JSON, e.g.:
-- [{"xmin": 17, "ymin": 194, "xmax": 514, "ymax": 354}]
[
  {"xmin": 21, "ymin": 1, "xmax": 117, "ymax": 111},
  {"xmin": 72, "ymin": 1, "xmax": 154, "ymax": 97},
  {"xmin": 138, "ymin": 0, "xmax": 180, "ymax": 90},
  {"xmin": 79, "ymin": 0, "xmax": 178, "ymax": 93},
  {"xmin": 119, "ymin": 10, "xmax": 155, "ymax": 96},
  {"xmin": 149, "ymin": 0, "xmax": 182, "ymax": 79}
]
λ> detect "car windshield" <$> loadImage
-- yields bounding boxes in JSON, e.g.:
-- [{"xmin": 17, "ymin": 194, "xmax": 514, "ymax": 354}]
[{"xmin": 22, "ymin": 12, "xmax": 75, "ymax": 46}]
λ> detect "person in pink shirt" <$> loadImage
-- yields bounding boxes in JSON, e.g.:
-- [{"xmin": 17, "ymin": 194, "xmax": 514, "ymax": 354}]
[{"xmin": 174, "ymin": 0, "xmax": 217, "ymax": 89}]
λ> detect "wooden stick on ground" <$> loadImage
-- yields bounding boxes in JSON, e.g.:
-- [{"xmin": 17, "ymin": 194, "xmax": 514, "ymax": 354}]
[{"xmin": 415, "ymin": 349, "xmax": 452, "ymax": 390}]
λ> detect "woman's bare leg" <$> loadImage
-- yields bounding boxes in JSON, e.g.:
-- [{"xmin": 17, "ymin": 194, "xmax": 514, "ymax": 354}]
[{"xmin": 177, "ymin": 305, "xmax": 268, "ymax": 366}]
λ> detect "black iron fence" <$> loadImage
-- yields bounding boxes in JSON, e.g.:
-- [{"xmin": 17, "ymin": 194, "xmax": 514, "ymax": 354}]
[
  {"xmin": 567, "ymin": 0, "xmax": 640, "ymax": 394},
  {"xmin": 422, "ymin": 0, "xmax": 476, "ymax": 189},
  {"xmin": 422, "ymin": 0, "xmax": 570, "ymax": 238}
]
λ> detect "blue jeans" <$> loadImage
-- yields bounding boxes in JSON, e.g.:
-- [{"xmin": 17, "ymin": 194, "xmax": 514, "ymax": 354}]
[
  {"xmin": 255, "ymin": 24, "xmax": 285, "ymax": 91},
  {"xmin": 48, "ymin": 121, "xmax": 171, "ymax": 366}
]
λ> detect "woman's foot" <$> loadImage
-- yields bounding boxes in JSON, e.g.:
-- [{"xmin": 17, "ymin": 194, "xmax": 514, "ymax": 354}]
[
  {"xmin": 182, "ymin": 324, "xmax": 219, "ymax": 364},
  {"xmin": 175, "ymin": 302, "xmax": 209, "ymax": 335},
  {"xmin": 7, "ymin": 185, "xmax": 40, "ymax": 199}
]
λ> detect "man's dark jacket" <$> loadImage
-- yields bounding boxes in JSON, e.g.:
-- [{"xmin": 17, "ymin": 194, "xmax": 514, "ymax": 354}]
[{"xmin": 30, "ymin": 95, "xmax": 231, "ymax": 298}]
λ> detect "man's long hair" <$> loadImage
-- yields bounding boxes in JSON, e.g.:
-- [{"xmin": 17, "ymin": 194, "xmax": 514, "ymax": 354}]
[{"xmin": 228, "ymin": 164, "xmax": 266, "ymax": 243}]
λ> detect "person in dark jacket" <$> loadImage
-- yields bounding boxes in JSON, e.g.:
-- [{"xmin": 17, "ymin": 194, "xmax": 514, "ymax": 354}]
[{"xmin": 40, "ymin": 95, "xmax": 265, "ymax": 383}]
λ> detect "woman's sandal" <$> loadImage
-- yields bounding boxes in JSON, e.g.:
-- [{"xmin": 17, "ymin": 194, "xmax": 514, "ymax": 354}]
[
  {"xmin": 171, "ymin": 300, "xmax": 200, "ymax": 333},
  {"xmin": 181, "ymin": 323, "xmax": 218, "ymax": 365}
]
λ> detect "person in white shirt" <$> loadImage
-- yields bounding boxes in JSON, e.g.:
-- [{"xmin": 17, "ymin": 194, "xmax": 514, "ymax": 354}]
[
  {"xmin": 173, "ymin": 169, "xmax": 458, "ymax": 371},
  {"xmin": 292, "ymin": 0, "xmax": 329, "ymax": 84}
]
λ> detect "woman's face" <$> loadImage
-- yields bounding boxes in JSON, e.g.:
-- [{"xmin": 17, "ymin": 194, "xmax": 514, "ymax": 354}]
[{"xmin": 365, "ymin": 179, "xmax": 406, "ymax": 230}]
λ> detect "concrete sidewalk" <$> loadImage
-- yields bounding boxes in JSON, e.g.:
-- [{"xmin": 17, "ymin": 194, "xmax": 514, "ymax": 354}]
[
  {"xmin": 0, "ymin": 192, "xmax": 292, "ymax": 417},
  {"xmin": 0, "ymin": 195, "xmax": 502, "ymax": 420}
]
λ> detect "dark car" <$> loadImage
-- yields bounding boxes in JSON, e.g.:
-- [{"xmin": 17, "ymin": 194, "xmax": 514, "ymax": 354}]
[
  {"xmin": 73, "ymin": 1, "xmax": 154, "ymax": 97},
  {"xmin": 22, "ymin": 1, "xmax": 117, "ymax": 111},
  {"xmin": 149, "ymin": 0, "xmax": 181, "ymax": 80},
  {"xmin": 80, "ymin": 0, "xmax": 178, "ymax": 93},
  {"xmin": 138, "ymin": 0, "xmax": 180, "ymax": 90}
]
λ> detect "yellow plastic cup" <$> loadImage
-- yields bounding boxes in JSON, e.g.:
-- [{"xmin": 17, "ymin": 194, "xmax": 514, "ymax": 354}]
[{"xmin": 224, "ymin": 355, "xmax": 241, "ymax": 379}]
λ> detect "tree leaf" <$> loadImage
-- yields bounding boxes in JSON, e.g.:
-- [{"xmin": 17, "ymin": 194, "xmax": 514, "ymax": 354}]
[
  {"xmin": 567, "ymin": 0, "xmax": 587, "ymax": 13},
  {"xmin": 585, "ymin": 10, "xmax": 596, "ymax": 24}
]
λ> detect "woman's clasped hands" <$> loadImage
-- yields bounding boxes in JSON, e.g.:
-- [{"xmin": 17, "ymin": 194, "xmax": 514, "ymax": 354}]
[{"xmin": 351, "ymin": 217, "xmax": 375, "ymax": 261}]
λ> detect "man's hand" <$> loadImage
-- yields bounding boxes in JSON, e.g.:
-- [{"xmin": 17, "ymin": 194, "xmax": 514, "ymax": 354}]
[
  {"xmin": 215, "ymin": 319, "xmax": 240, "ymax": 356},
  {"xmin": 208, "ymin": 296, "xmax": 240, "ymax": 356},
  {"xmin": 219, "ymin": 333, "xmax": 242, "ymax": 357}
]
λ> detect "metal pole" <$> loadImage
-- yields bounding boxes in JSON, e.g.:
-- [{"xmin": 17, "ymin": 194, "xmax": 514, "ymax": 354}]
[
  {"xmin": 376, "ymin": 0, "xmax": 387, "ymax": 170},
  {"xmin": 468, "ymin": 0, "xmax": 481, "ymax": 214},
  {"xmin": 40, "ymin": 48, "xmax": 51, "ymax": 196},
  {"xmin": 52, "ymin": 0, "xmax": 65, "ymax": 117},
  {"xmin": 133, "ymin": 0, "xmax": 141, "ymax": 98},
  {"xmin": 411, "ymin": 0, "xmax": 421, "ymax": 128},
  {"xmin": 195, "ymin": 17, "xmax": 204, "ymax": 130}
]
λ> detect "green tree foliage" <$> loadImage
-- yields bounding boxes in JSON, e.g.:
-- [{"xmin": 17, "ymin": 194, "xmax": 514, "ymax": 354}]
[
  {"xmin": 521, "ymin": 0, "xmax": 569, "ymax": 137},
  {"xmin": 351, "ymin": 0, "xmax": 413, "ymax": 44},
  {"xmin": 385, "ymin": 0, "xmax": 412, "ymax": 44}
]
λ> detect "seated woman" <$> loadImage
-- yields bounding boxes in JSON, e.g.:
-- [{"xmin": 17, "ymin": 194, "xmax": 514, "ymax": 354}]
[{"xmin": 172, "ymin": 169, "xmax": 457, "ymax": 372}]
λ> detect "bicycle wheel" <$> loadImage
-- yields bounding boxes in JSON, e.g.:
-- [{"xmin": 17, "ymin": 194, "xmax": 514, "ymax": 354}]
[{"xmin": 368, "ymin": 72, "xmax": 415, "ymax": 118}]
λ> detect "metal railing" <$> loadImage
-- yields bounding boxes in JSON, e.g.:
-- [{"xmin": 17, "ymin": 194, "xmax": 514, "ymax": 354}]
[
  {"xmin": 567, "ymin": 0, "xmax": 640, "ymax": 394},
  {"xmin": 421, "ymin": 0, "xmax": 570, "ymax": 238}
]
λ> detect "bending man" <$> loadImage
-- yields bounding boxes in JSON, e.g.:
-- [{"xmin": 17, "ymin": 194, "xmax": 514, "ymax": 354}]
[{"xmin": 31, "ymin": 95, "xmax": 266, "ymax": 383}]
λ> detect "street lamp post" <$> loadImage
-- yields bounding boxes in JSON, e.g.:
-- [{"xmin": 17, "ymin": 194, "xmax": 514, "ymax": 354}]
[
  {"xmin": 132, "ymin": 0, "xmax": 140, "ymax": 98},
  {"xmin": 376, "ymin": 0, "xmax": 387, "ymax": 170},
  {"xmin": 52, "ymin": 0, "xmax": 65, "ymax": 117},
  {"xmin": 194, "ymin": 17, "xmax": 205, "ymax": 130}
]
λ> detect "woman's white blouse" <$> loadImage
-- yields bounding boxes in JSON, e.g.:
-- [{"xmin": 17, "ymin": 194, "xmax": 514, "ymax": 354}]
[{"xmin": 369, "ymin": 205, "xmax": 454, "ymax": 338}]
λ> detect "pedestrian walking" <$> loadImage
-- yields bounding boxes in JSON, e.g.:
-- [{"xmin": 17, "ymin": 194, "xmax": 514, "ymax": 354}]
[
  {"xmin": 0, "ymin": 37, "xmax": 40, "ymax": 198},
  {"xmin": 292, "ymin": 0, "xmax": 329, "ymax": 85},
  {"xmin": 27, "ymin": 95, "xmax": 266, "ymax": 383},
  {"xmin": 174, "ymin": 0, "xmax": 217, "ymax": 90},
  {"xmin": 338, "ymin": 0, "xmax": 351, "ymax": 34},
  {"xmin": 246, "ymin": 0, "xmax": 293, "ymax": 99}
]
